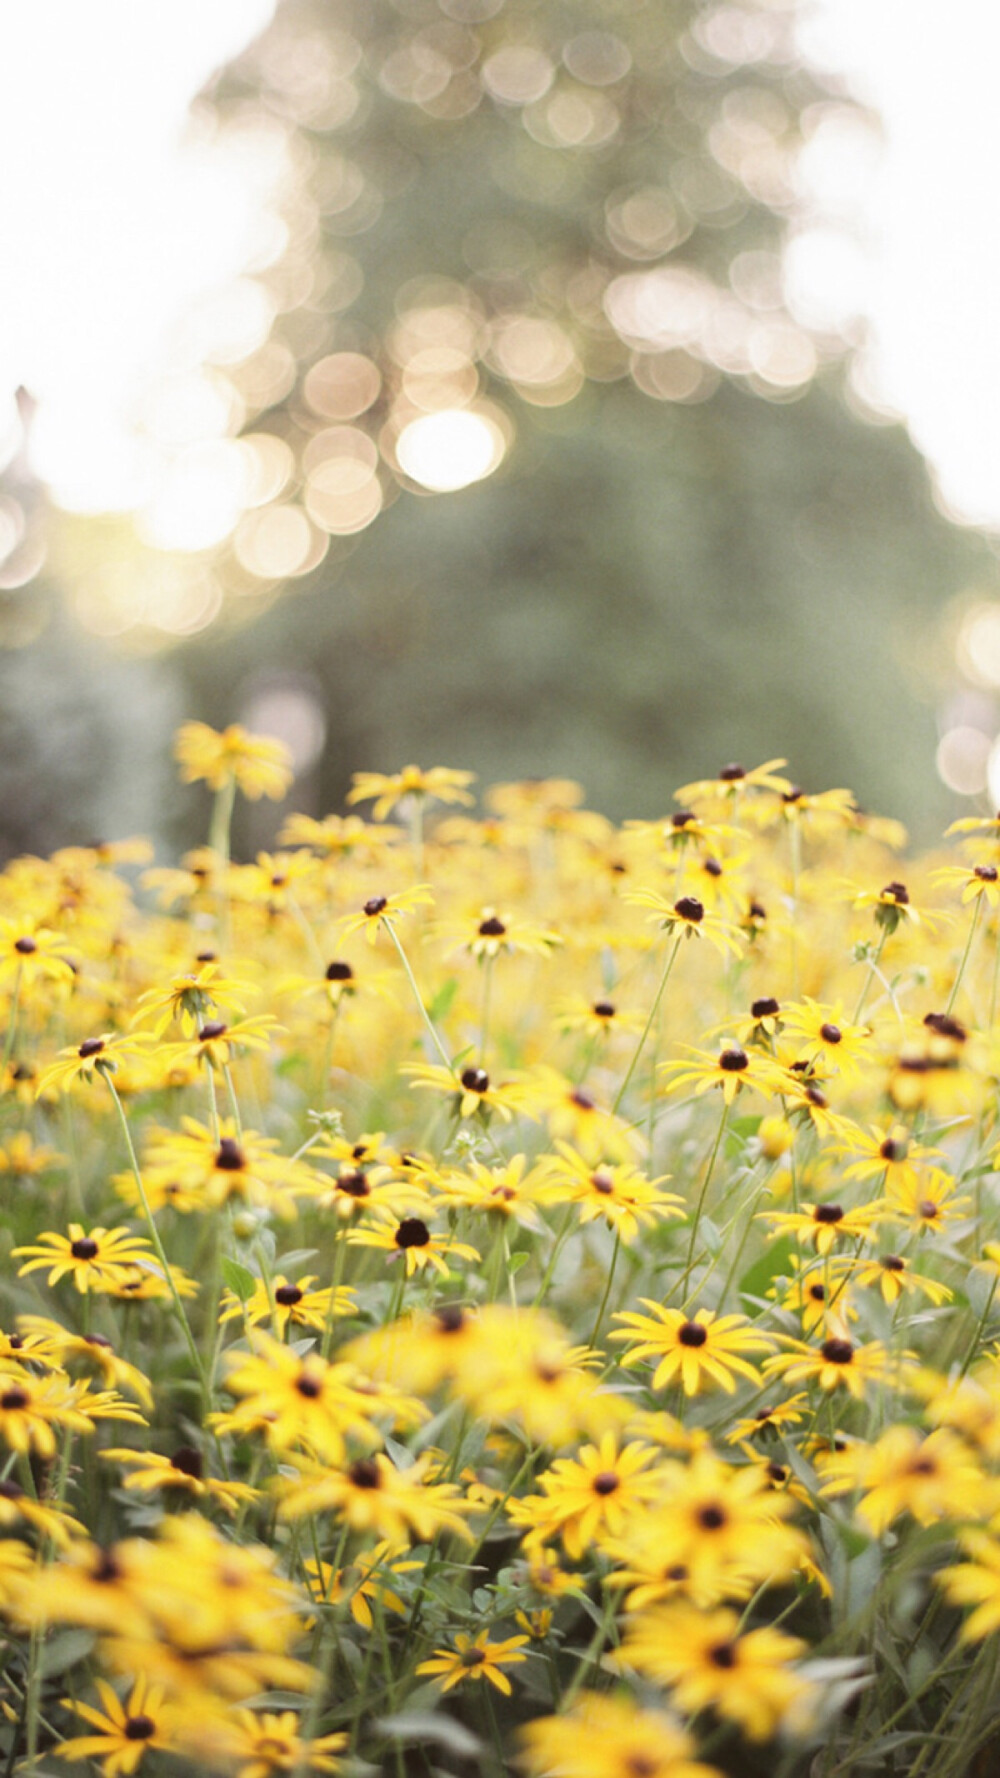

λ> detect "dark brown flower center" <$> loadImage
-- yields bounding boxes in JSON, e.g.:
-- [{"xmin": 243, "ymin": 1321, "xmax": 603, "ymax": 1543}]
[
  {"xmin": 460, "ymin": 1068, "xmax": 489, "ymax": 1093},
  {"xmin": 295, "ymin": 1371, "xmax": 323, "ymax": 1399},
  {"xmin": 820, "ymin": 1022, "xmax": 842, "ymax": 1044},
  {"xmin": 170, "ymin": 1446, "xmax": 203, "ymax": 1479},
  {"xmin": 71, "ymin": 1237, "xmax": 99, "ymax": 1260},
  {"xmin": 363, "ymin": 897, "xmax": 387, "ymax": 917},
  {"xmin": 703, "ymin": 857, "xmax": 723, "ymax": 878},
  {"xmin": 478, "ymin": 915, "xmax": 506, "ymax": 937},
  {"xmin": 708, "ymin": 1639, "xmax": 738, "ymax": 1668},
  {"xmin": 0, "ymin": 1388, "xmax": 28, "ymax": 1411},
  {"xmin": 349, "ymin": 1458, "xmax": 382, "ymax": 1489},
  {"xmin": 821, "ymin": 1338, "xmax": 854, "ymax": 1365},
  {"xmin": 881, "ymin": 1255, "xmax": 905, "ymax": 1273},
  {"xmin": 880, "ymin": 1138, "xmax": 904, "ymax": 1161},
  {"xmin": 77, "ymin": 1038, "xmax": 105, "ymax": 1059},
  {"xmin": 592, "ymin": 1471, "xmax": 620, "ymax": 1496},
  {"xmin": 326, "ymin": 960, "xmax": 354, "ymax": 981},
  {"xmin": 395, "ymin": 1217, "xmax": 431, "ymax": 1249},
  {"xmin": 13, "ymin": 937, "xmax": 37, "ymax": 955},
  {"xmin": 591, "ymin": 1170, "xmax": 615, "ymax": 1196},
  {"xmin": 751, "ymin": 996, "xmax": 780, "ymax": 1018},
  {"xmin": 198, "ymin": 1020, "xmax": 228, "ymax": 1040},
  {"xmin": 975, "ymin": 865, "xmax": 998, "ymax": 881},
  {"xmin": 434, "ymin": 1305, "xmax": 467, "ymax": 1334},
  {"xmin": 337, "ymin": 1170, "xmax": 370, "ymax": 1198},
  {"xmin": 592, "ymin": 1000, "xmax": 616, "ymax": 1018},
  {"xmin": 124, "ymin": 1716, "xmax": 156, "ymax": 1742},
  {"xmin": 924, "ymin": 1012, "xmax": 967, "ymax": 1041},
  {"xmin": 678, "ymin": 1320, "xmax": 708, "ymax": 1347},
  {"xmin": 719, "ymin": 1047, "xmax": 748, "ymax": 1072},
  {"xmin": 215, "ymin": 1138, "xmax": 246, "ymax": 1171},
  {"xmin": 813, "ymin": 1203, "xmax": 843, "ymax": 1225},
  {"xmin": 718, "ymin": 764, "xmax": 745, "ymax": 782},
  {"xmin": 275, "ymin": 1284, "xmax": 303, "ymax": 1306},
  {"xmin": 674, "ymin": 896, "xmax": 704, "ymax": 923}
]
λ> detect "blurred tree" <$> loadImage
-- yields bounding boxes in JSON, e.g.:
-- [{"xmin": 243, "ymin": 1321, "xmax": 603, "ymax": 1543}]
[{"xmin": 169, "ymin": 0, "xmax": 992, "ymax": 840}]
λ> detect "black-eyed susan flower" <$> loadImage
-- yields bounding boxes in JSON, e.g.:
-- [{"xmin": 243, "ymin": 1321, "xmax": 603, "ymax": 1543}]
[
  {"xmin": 535, "ymin": 1144, "xmax": 684, "ymax": 1244},
  {"xmin": 174, "ymin": 721, "xmax": 293, "ymax": 800},
  {"xmin": 348, "ymin": 764, "xmax": 476, "ymax": 821},
  {"xmin": 614, "ymin": 1602, "xmax": 812, "ymax": 1741},
  {"xmin": 508, "ymin": 1436, "xmax": 667, "ymax": 1559},
  {"xmin": 416, "ymin": 1628, "xmax": 528, "ymax": 1695},
  {"xmin": 56, "ymin": 1676, "xmax": 173, "ymax": 1776},
  {"xmin": 886, "ymin": 1167, "xmax": 973, "ymax": 1236},
  {"xmin": 200, "ymin": 1709, "xmax": 346, "ymax": 1778},
  {"xmin": 764, "ymin": 1332, "xmax": 903, "ymax": 1400},
  {"xmin": 610, "ymin": 1305, "xmax": 774, "ymax": 1396},
  {"xmin": 848, "ymin": 1251, "xmax": 952, "ymax": 1308},
  {"xmin": 0, "ymin": 918, "xmax": 76, "ymax": 989},
  {"xmin": 779, "ymin": 998, "xmax": 872, "ymax": 1083},
  {"xmin": 346, "ymin": 1210, "xmax": 479, "ymax": 1277},
  {"xmin": 277, "ymin": 1451, "xmax": 472, "ymax": 1542},
  {"xmin": 131, "ymin": 961, "xmax": 253, "ymax": 1036},
  {"xmin": 404, "ymin": 1059, "xmax": 530, "ymax": 1123},
  {"xmin": 674, "ymin": 759, "xmax": 793, "ymax": 803},
  {"xmin": 660, "ymin": 1043, "xmax": 784, "ymax": 1105},
  {"xmin": 334, "ymin": 884, "xmax": 434, "ymax": 947},
  {"xmin": 817, "ymin": 1426, "xmax": 984, "ymax": 1534},
  {"xmin": 519, "ymin": 1691, "xmax": 722, "ymax": 1778},
  {"xmin": 938, "ymin": 1530, "xmax": 1000, "ymax": 1640},
  {"xmin": 758, "ymin": 1199, "xmax": 886, "ymax": 1257},
  {"xmin": 36, "ymin": 1031, "xmax": 155, "ymax": 1096},
  {"xmin": 933, "ymin": 861, "xmax": 1000, "ymax": 908},
  {"xmin": 624, "ymin": 888, "xmax": 745, "ymax": 958},
  {"xmin": 218, "ymin": 1273, "xmax": 356, "ymax": 1336},
  {"xmin": 17, "ymin": 1317, "xmax": 154, "ymax": 1408},
  {"xmin": 13, "ymin": 1224, "xmax": 157, "ymax": 1294},
  {"xmin": 441, "ymin": 905, "xmax": 562, "ymax": 961},
  {"xmin": 100, "ymin": 1446, "xmax": 259, "ymax": 1515},
  {"xmin": 222, "ymin": 1335, "xmax": 392, "ymax": 1464},
  {"xmin": 304, "ymin": 1542, "xmax": 421, "ymax": 1627}
]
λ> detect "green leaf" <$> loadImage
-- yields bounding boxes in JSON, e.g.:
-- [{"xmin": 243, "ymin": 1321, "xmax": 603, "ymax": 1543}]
[
  {"xmin": 508, "ymin": 1250, "xmax": 530, "ymax": 1275},
  {"xmin": 40, "ymin": 1630, "xmax": 95, "ymax": 1677},
  {"xmin": 220, "ymin": 1257, "xmax": 258, "ymax": 1301},
  {"xmin": 738, "ymin": 1233, "xmax": 794, "ymax": 1307},
  {"xmin": 377, "ymin": 1713, "xmax": 482, "ymax": 1758},
  {"xmin": 428, "ymin": 977, "xmax": 459, "ymax": 1022}
]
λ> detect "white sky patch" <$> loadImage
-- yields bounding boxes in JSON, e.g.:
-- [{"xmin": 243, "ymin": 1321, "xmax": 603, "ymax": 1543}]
[
  {"xmin": 0, "ymin": 0, "xmax": 275, "ymax": 509},
  {"xmin": 800, "ymin": 0, "xmax": 1000, "ymax": 529}
]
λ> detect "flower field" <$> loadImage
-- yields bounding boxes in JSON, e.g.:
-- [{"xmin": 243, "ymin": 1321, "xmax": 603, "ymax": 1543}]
[{"xmin": 2, "ymin": 728, "xmax": 1000, "ymax": 1776}]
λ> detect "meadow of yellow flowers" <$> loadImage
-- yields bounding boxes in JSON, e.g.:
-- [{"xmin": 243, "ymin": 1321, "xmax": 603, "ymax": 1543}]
[{"xmin": 0, "ymin": 727, "xmax": 999, "ymax": 1777}]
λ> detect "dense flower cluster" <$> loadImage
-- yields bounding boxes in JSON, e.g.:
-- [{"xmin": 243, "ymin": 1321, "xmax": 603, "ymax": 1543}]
[{"xmin": 0, "ymin": 733, "xmax": 999, "ymax": 1775}]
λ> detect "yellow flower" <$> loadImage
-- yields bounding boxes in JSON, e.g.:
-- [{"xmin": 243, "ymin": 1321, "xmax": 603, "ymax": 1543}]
[
  {"xmin": 277, "ymin": 1451, "xmax": 472, "ymax": 1542},
  {"xmin": 57, "ymin": 1676, "xmax": 173, "ymax": 1777},
  {"xmin": 345, "ymin": 1211, "xmax": 479, "ymax": 1277},
  {"xmin": 36, "ymin": 1032, "xmax": 156, "ymax": 1096},
  {"xmin": 416, "ymin": 1628, "xmax": 528, "ymax": 1695},
  {"xmin": 659, "ymin": 1043, "xmax": 784, "ymax": 1105},
  {"xmin": 817, "ymin": 1426, "xmax": 984, "ymax": 1534},
  {"xmin": 174, "ymin": 721, "xmax": 293, "ymax": 800},
  {"xmin": 218, "ymin": 1273, "xmax": 356, "ymax": 1337},
  {"xmin": 348, "ymin": 764, "xmax": 476, "ymax": 821},
  {"xmin": 624, "ymin": 889, "xmax": 745, "ymax": 959},
  {"xmin": 13, "ymin": 1224, "xmax": 157, "ymax": 1294},
  {"xmin": 100, "ymin": 1445, "xmax": 259, "ymax": 1515},
  {"xmin": 520, "ymin": 1691, "xmax": 722, "ymax": 1778},
  {"xmin": 615, "ymin": 1602, "xmax": 812, "ymax": 1741},
  {"xmin": 200, "ymin": 1709, "xmax": 346, "ymax": 1778},
  {"xmin": 610, "ymin": 1305, "xmax": 774, "ymax": 1396},
  {"xmin": 938, "ymin": 1529, "xmax": 1000, "ymax": 1640},
  {"xmin": 764, "ymin": 1333, "xmax": 904, "ymax": 1400},
  {"xmin": 508, "ymin": 1435, "xmax": 667, "ymax": 1559},
  {"xmin": 334, "ymin": 884, "xmax": 434, "ymax": 946}
]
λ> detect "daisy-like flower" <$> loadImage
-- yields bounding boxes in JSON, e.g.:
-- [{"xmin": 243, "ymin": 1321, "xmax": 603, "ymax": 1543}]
[
  {"xmin": 604, "ymin": 1447, "xmax": 808, "ymax": 1608},
  {"xmin": 535, "ymin": 1144, "xmax": 684, "ymax": 1244},
  {"xmin": 335, "ymin": 884, "xmax": 434, "ymax": 946},
  {"xmin": 848, "ymin": 1251, "xmax": 952, "ymax": 1308},
  {"xmin": 624, "ymin": 889, "xmax": 745, "ymax": 958},
  {"xmin": 222, "ymin": 1334, "xmax": 403, "ymax": 1464},
  {"xmin": 852, "ymin": 879, "xmax": 948, "ymax": 934},
  {"xmin": 416, "ymin": 1629, "xmax": 528, "ymax": 1695},
  {"xmin": 779, "ymin": 998, "xmax": 872, "ymax": 1083},
  {"xmin": 56, "ymin": 1676, "xmax": 172, "ymax": 1777},
  {"xmin": 100, "ymin": 1446, "xmax": 258, "ymax": 1516},
  {"xmin": 164, "ymin": 1011, "xmax": 282, "ymax": 1072},
  {"xmin": 758, "ymin": 1199, "xmax": 886, "ymax": 1257},
  {"xmin": 610, "ymin": 1305, "xmax": 774, "ymax": 1396},
  {"xmin": 764, "ymin": 1332, "xmax": 904, "ymax": 1400},
  {"xmin": 837, "ymin": 1123, "xmax": 942, "ymax": 1193},
  {"xmin": 659, "ymin": 1043, "xmax": 783, "ymax": 1105},
  {"xmin": 938, "ymin": 1529, "xmax": 1000, "ymax": 1640},
  {"xmin": 0, "ymin": 1131, "xmax": 65, "ymax": 1178},
  {"xmin": 0, "ymin": 1370, "xmax": 107, "ymax": 1458},
  {"xmin": 767, "ymin": 1256, "xmax": 854, "ymax": 1335},
  {"xmin": 36, "ymin": 1031, "xmax": 155, "ymax": 1096},
  {"xmin": 200, "ymin": 1710, "xmax": 346, "ymax": 1778},
  {"xmin": 304, "ymin": 1543, "xmax": 422, "ymax": 1627},
  {"xmin": 725, "ymin": 1393, "xmax": 811, "ymax": 1446},
  {"xmin": 218, "ymin": 1274, "xmax": 356, "ymax": 1337},
  {"xmin": 0, "ymin": 1476, "xmax": 85, "ymax": 1547},
  {"xmin": 347, "ymin": 764, "xmax": 476, "ymax": 821},
  {"xmin": 13, "ymin": 1224, "xmax": 157, "ymax": 1294},
  {"xmin": 17, "ymin": 1317, "xmax": 153, "ymax": 1408},
  {"xmin": 614, "ymin": 1602, "xmax": 811, "ymax": 1741},
  {"xmin": 277, "ymin": 1451, "xmax": 472, "ymax": 1543},
  {"xmin": 346, "ymin": 1210, "xmax": 479, "ymax": 1277},
  {"xmin": 508, "ymin": 1435, "xmax": 667, "ymax": 1559},
  {"xmin": 932, "ymin": 861, "xmax": 1000, "ymax": 907},
  {"xmin": 131, "ymin": 961, "xmax": 253, "ymax": 1036},
  {"xmin": 174, "ymin": 721, "xmax": 293, "ymax": 800},
  {"xmin": 817, "ymin": 1425, "xmax": 984, "ymax": 1535},
  {"xmin": 554, "ymin": 995, "xmax": 646, "ymax": 1039},
  {"xmin": 441, "ymin": 905, "xmax": 562, "ymax": 961},
  {"xmin": 886, "ymin": 1167, "xmax": 973, "ymax": 1236},
  {"xmin": 0, "ymin": 918, "xmax": 76, "ymax": 989},
  {"xmin": 520, "ymin": 1691, "xmax": 722, "ymax": 1778},
  {"xmin": 434, "ymin": 1155, "xmax": 545, "ymax": 1228},
  {"xmin": 404, "ymin": 1060, "xmax": 530, "ymax": 1123},
  {"xmin": 674, "ymin": 759, "xmax": 793, "ymax": 803}
]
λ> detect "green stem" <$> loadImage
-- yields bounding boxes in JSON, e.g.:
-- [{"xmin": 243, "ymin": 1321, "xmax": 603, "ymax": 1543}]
[
  {"xmin": 209, "ymin": 775, "xmax": 237, "ymax": 951},
  {"xmin": 386, "ymin": 924, "xmax": 452, "ymax": 1070},
  {"xmin": 852, "ymin": 928, "xmax": 887, "ymax": 1023},
  {"xmin": 946, "ymin": 895, "xmax": 983, "ymax": 1014},
  {"xmin": 588, "ymin": 1228, "xmax": 622, "ymax": 1349},
  {"xmin": 2, "ymin": 963, "xmax": 22, "ymax": 1074},
  {"xmin": 103, "ymin": 1071, "xmax": 210, "ymax": 1408},
  {"xmin": 681, "ymin": 1096, "xmax": 729, "ymax": 1307},
  {"xmin": 612, "ymin": 935, "xmax": 682, "ymax": 1115}
]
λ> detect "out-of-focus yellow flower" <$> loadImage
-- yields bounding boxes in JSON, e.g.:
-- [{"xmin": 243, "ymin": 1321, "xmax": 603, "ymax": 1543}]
[{"xmin": 174, "ymin": 722, "xmax": 293, "ymax": 800}]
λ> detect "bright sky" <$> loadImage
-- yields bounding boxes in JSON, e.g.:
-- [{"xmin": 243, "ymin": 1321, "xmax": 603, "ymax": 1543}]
[{"xmin": 0, "ymin": 0, "xmax": 997, "ymax": 530}]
